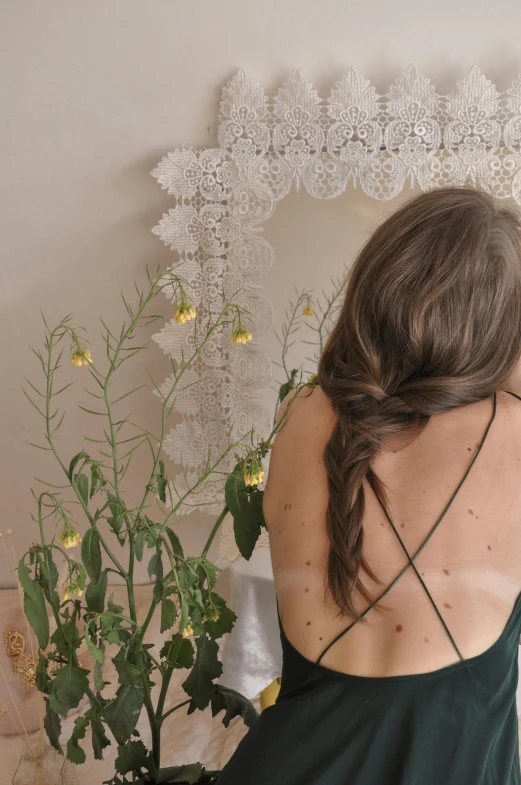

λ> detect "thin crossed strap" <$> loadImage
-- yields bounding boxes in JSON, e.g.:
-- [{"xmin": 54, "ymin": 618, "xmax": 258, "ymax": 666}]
[{"xmin": 316, "ymin": 391, "xmax": 500, "ymax": 666}]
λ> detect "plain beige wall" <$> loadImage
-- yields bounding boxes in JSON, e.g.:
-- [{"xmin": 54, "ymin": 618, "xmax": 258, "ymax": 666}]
[{"xmin": 2, "ymin": 0, "xmax": 521, "ymax": 587}]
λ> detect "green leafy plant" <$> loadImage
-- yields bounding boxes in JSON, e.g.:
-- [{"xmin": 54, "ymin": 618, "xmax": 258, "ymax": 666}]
[{"xmin": 18, "ymin": 264, "xmax": 339, "ymax": 784}]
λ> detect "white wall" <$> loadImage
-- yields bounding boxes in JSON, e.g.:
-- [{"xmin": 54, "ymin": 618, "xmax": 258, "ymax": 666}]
[{"xmin": 2, "ymin": 0, "xmax": 521, "ymax": 586}]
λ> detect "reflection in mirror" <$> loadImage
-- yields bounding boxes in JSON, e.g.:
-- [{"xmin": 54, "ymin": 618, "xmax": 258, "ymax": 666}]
[{"xmin": 260, "ymin": 185, "xmax": 424, "ymax": 402}]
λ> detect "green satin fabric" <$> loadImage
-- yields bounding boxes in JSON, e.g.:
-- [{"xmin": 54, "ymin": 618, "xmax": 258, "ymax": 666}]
[{"xmin": 216, "ymin": 391, "xmax": 521, "ymax": 784}]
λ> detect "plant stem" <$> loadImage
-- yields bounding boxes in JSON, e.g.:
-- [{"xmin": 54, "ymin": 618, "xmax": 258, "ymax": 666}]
[
  {"xmin": 161, "ymin": 698, "xmax": 191, "ymax": 723},
  {"xmin": 201, "ymin": 505, "xmax": 229, "ymax": 559}
]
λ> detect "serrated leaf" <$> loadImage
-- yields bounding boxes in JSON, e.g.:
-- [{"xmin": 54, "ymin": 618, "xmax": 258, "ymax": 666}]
[
  {"xmin": 84, "ymin": 630, "xmax": 104, "ymax": 664},
  {"xmin": 203, "ymin": 594, "xmax": 237, "ymax": 639},
  {"xmin": 113, "ymin": 646, "xmax": 142, "ymax": 687},
  {"xmin": 159, "ymin": 634, "xmax": 194, "ymax": 670},
  {"xmin": 43, "ymin": 698, "xmax": 62, "ymax": 752},
  {"xmin": 114, "ymin": 740, "xmax": 148, "ymax": 775},
  {"xmin": 51, "ymin": 621, "xmax": 80, "ymax": 656},
  {"xmin": 160, "ymin": 598, "xmax": 177, "ymax": 634},
  {"xmin": 81, "ymin": 528, "xmax": 102, "ymax": 583},
  {"xmin": 49, "ymin": 662, "xmax": 90, "ymax": 717},
  {"xmin": 225, "ymin": 470, "xmax": 265, "ymax": 559},
  {"xmin": 105, "ymin": 684, "xmax": 144, "ymax": 745},
  {"xmin": 210, "ymin": 684, "xmax": 259, "ymax": 729},
  {"xmin": 181, "ymin": 636, "xmax": 222, "ymax": 711},
  {"xmin": 91, "ymin": 716, "xmax": 111, "ymax": 760},
  {"xmin": 147, "ymin": 551, "xmax": 161, "ymax": 579},
  {"xmin": 67, "ymin": 715, "xmax": 89, "ymax": 764}
]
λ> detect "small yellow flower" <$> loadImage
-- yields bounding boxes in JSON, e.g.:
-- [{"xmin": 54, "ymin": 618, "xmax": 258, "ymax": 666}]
[
  {"xmin": 70, "ymin": 348, "xmax": 93, "ymax": 367},
  {"xmin": 173, "ymin": 303, "xmax": 196, "ymax": 324},
  {"xmin": 211, "ymin": 612, "xmax": 220, "ymax": 622},
  {"xmin": 302, "ymin": 305, "xmax": 315, "ymax": 317},
  {"xmin": 181, "ymin": 623, "xmax": 194, "ymax": 638},
  {"xmin": 62, "ymin": 582, "xmax": 83, "ymax": 601},
  {"xmin": 243, "ymin": 457, "xmax": 264, "ymax": 486},
  {"xmin": 59, "ymin": 526, "xmax": 82, "ymax": 549},
  {"xmin": 231, "ymin": 327, "xmax": 253, "ymax": 345}
]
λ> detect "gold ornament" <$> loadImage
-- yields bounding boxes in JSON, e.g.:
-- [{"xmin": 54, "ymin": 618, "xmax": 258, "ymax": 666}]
[{"xmin": 4, "ymin": 626, "xmax": 38, "ymax": 696}]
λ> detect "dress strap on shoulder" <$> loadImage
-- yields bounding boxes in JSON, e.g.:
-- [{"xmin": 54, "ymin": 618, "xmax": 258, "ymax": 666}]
[
  {"xmin": 316, "ymin": 391, "xmax": 498, "ymax": 666},
  {"xmin": 506, "ymin": 389, "xmax": 521, "ymax": 402}
]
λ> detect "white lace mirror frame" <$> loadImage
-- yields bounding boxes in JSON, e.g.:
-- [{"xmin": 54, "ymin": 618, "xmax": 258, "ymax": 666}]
[{"xmin": 150, "ymin": 64, "xmax": 521, "ymax": 563}]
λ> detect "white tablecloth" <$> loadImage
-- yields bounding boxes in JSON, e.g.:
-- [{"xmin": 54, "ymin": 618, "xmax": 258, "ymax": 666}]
[{"xmin": 216, "ymin": 546, "xmax": 281, "ymax": 699}]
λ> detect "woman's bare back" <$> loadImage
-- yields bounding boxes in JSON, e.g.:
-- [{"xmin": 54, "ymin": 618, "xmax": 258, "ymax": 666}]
[{"xmin": 263, "ymin": 386, "xmax": 521, "ymax": 678}]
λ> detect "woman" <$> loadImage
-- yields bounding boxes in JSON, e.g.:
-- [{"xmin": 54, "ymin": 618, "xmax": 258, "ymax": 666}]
[{"xmin": 216, "ymin": 185, "xmax": 521, "ymax": 784}]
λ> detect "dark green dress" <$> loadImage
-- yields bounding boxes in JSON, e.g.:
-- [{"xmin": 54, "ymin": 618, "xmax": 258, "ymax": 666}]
[{"xmin": 216, "ymin": 390, "xmax": 521, "ymax": 784}]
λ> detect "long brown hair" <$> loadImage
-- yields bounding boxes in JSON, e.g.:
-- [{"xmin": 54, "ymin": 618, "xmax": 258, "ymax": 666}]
[{"xmin": 317, "ymin": 185, "xmax": 521, "ymax": 622}]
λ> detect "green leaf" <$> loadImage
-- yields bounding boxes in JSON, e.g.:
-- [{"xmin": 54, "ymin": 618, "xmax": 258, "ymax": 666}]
[
  {"xmin": 177, "ymin": 561, "xmax": 200, "ymax": 590},
  {"xmin": 68, "ymin": 450, "xmax": 88, "ymax": 481},
  {"xmin": 225, "ymin": 470, "xmax": 265, "ymax": 559},
  {"xmin": 160, "ymin": 598, "xmax": 177, "ymax": 634},
  {"xmin": 210, "ymin": 684, "xmax": 259, "ymax": 729},
  {"xmin": 85, "ymin": 569, "xmax": 108, "ymax": 613},
  {"xmin": 43, "ymin": 698, "xmax": 62, "ymax": 752},
  {"xmin": 148, "ymin": 550, "xmax": 164, "ymax": 604},
  {"xmin": 91, "ymin": 716, "xmax": 111, "ymax": 760},
  {"xmin": 90, "ymin": 464, "xmax": 100, "ymax": 498},
  {"xmin": 84, "ymin": 630, "xmax": 104, "ymax": 665},
  {"xmin": 40, "ymin": 548, "xmax": 59, "ymax": 606},
  {"xmin": 182, "ymin": 636, "xmax": 222, "ymax": 711},
  {"xmin": 76, "ymin": 472, "xmax": 89, "ymax": 506},
  {"xmin": 135, "ymin": 530, "xmax": 146, "ymax": 562},
  {"xmin": 165, "ymin": 527, "xmax": 184, "ymax": 559},
  {"xmin": 81, "ymin": 528, "xmax": 102, "ymax": 583},
  {"xmin": 159, "ymin": 634, "xmax": 194, "ymax": 670},
  {"xmin": 49, "ymin": 662, "xmax": 90, "ymax": 717},
  {"xmin": 36, "ymin": 651, "xmax": 49, "ymax": 691},
  {"xmin": 67, "ymin": 715, "xmax": 89, "ymax": 765},
  {"xmin": 147, "ymin": 551, "xmax": 161, "ymax": 579},
  {"xmin": 107, "ymin": 493, "xmax": 125, "ymax": 544},
  {"xmin": 99, "ymin": 610, "xmax": 129, "ymax": 645},
  {"xmin": 50, "ymin": 621, "xmax": 80, "ymax": 656},
  {"xmin": 93, "ymin": 661, "xmax": 105, "ymax": 693},
  {"xmin": 112, "ymin": 646, "xmax": 142, "ymax": 687},
  {"xmin": 203, "ymin": 594, "xmax": 237, "ymax": 639},
  {"xmin": 155, "ymin": 763, "xmax": 203, "ymax": 784},
  {"xmin": 114, "ymin": 740, "xmax": 149, "ymax": 775},
  {"xmin": 105, "ymin": 684, "xmax": 144, "ymax": 745},
  {"xmin": 18, "ymin": 559, "xmax": 36, "ymax": 601},
  {"xmin": 156, "ymin": 459, "xmax": 167, "ymax": 504},
  {"xmin": 198, "ymin": 559, "xmax": 218, "ymax": 591},
  {"xmin": 23, "ymin": 580, "xmax": 49, "ymax": 649}
]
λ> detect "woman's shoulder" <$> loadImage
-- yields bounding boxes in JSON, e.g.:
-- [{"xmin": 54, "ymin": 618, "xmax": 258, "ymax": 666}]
[{"xmin": 274, "ymin": 382, "xmax": 337, "ymax": 434}]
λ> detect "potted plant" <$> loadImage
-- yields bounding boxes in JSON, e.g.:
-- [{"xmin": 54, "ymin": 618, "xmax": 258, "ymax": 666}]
[{"xmin": 18, "ymin": 263, "xmax": 335, "ymax": 783}]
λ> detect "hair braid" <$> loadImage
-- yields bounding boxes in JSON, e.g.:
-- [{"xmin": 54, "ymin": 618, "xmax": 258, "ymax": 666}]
[{"xmin": 316, "ymin": 185, "xmax": 521, "ymax": 622}]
